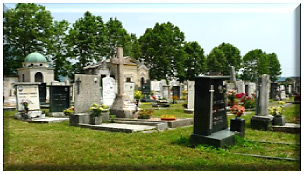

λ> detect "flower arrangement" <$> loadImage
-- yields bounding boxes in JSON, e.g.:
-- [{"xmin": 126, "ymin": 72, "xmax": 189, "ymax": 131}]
[
  {"xmin": 241, "ymin": 94, "xmax": 256, "ymax": 109},
  {"xmin": 268, "ymin": 106, "xmax": 283, "ymax": 117},
  {"xmin": 160, "ymin": 114, "xmax": 176, "ymax": 120},
  {"xmin": 101, "ymin": 104, "xmax": 110, "ymax": 112},
  {"xmin": 20, "ymin": 99, "xmax": 32, "ymax": 112},
  {"xmin": 138, "ymin": 109, "xmax": 153, "ymax": 119},
  {"xmin": 63, "ymin": 106, "xmax": 74, "ymax": 116},
  {"xmin": 180, "ymin": 96, "xmax": 187, "ymax": 100},
  {"xmin": 278, "ymin": 101, "xmax": 286, "ymax": 105},
  {"xmin": 89, "ymin": 103, "xmax": 103, "ymax": 117},
  {"xmin": 226, "ymin": 89, "xmax": 237, "ymax": 106},
  {"xmin": 182, "ymin": 90, "xmax": 187, "ymax": 95},
  {"xmin": 134, "ymin": 90, "xmax": 143, "ymax": 100},
  {"xmin": 231, "ymin": 105, "xmax": 245, "ymax": 118},
  {"xmin": 236, "ymin": 93, "xmax": 246, "ymax": 99}
]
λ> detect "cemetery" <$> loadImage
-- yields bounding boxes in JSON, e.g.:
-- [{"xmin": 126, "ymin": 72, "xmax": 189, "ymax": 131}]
[
  {"xmin": 3, "ymin": 3, "xmax": 301, "ymax": 171},
  {"xmin": 3, "ymin": 48, "xmax": 300, "ymax": 171}
]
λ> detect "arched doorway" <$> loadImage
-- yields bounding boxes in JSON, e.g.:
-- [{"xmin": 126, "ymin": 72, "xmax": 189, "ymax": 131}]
[
  {"xmin": 140, "ymin": 77, "xmax": 145, "ymax": 88},
  {"xmin": 35, "ymin": 72, "xmax": 43, "ymax": 82}
]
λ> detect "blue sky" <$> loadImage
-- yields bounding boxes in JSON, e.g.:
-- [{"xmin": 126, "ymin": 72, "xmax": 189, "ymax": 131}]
[{"xmin": 3, "ymin": 2, "xmax": 300, "ymax": 77}]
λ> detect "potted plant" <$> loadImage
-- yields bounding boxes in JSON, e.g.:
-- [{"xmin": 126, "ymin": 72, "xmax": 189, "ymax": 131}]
[
  {"xmin": 63, "ymin": 106, "xmax": 74, "ymax": 117},
  {"xmin": 160, "ymin": 114, "xmax": 176, "ymax": 121},
  {"xmin": 101, "ymin": 104, "xmax": 110, "ymax": 122},
  {"xmin": 20, "ymin": 99, "xmax": 32, "ymax": 119},
  {"xmin": 138, "ymin": 109, "xmax": 153, "ymax": 119},
  {"xmin": 269, "ymin": 102, "xmax": 286, "ymax": 126},
  {"xmin": 226, "ymin": 89, "xmax": 237, "ymax": 106},
  {"xmin": 230, "ymin": 105, "xmax": 245, "ymax": 135},
  {"xmin": 89, "ymin": 103, "xmax": 103, "ymax": 125},
  {"xmin": 172, "ymin": 95, "xmax": 178, "ymax": 104},
  {"xmin": 134, "ymin": 90, "xmax": 143, "ymax": 109}
]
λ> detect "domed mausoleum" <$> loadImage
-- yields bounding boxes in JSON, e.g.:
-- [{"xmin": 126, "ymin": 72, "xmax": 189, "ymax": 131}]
[{"xmin": 18, "ymin": 52, "xmax": 54, "ymax": 85}]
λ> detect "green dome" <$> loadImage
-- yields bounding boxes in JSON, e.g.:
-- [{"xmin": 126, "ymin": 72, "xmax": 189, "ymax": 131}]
[{"xmin": 24, "ymin": 52, "xmax": 47, "ymax": 63}]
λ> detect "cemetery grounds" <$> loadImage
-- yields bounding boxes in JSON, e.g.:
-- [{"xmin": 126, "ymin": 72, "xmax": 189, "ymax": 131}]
[{"xmin": 3, "ymin": 99, "xmax": 300, "ymax": 171}]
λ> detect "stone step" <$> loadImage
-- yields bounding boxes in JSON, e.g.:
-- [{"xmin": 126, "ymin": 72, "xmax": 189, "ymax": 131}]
[
  {"xmin": 272, "ymin": 123, "xmax": 300, "ymax": 134},
  {"xmin": 78, "ymin": 123, "xmax": 156, "ymax": 133}
]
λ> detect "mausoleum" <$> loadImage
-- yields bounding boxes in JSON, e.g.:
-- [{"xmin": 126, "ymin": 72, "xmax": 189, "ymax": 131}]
[
  {"xmin": 83, "ymin": 57, "xmax": 150, "ymax": 88},
  {"xmin": 17, "ymin": 52, "xmax": 54, "ymax": 85}
]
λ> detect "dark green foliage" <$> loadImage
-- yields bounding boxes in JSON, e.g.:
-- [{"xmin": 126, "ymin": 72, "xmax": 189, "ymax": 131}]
[
  {"xmin": 206, "ymin": 47, "xmax": 227, "ymax": 74},
  {"xmin": 217, "ymin": 42, "xmax": 242, "ymax": 72},
  {"xmin": 139, "ymin": 22, "xmax": 185, "ymax": 80},
  {"xmin": 67, "ymin": 11, "xmax": 107, "ymax": 74},
  {"xmin": 241, "ymin": 49, "xmax": 269, "ymax": 81},
  {"xmin": 268, "ymin": 53, "xmax": 282, "ymax": 82},
  {"xmin": 3, "ymin": 3, "xmax": 53, "ymax": 75},
  {"xmin": 183, "ymin": 42, "xmax": 206, "ymax": 80}
]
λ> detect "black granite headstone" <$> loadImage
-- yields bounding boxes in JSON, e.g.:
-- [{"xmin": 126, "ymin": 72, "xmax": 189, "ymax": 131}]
[
  {"xmin": 142, "ymin": 80, "xmax": 151, "ymax": 101},
  {"xmin": 191, "ymin": 76, "xmax": 236, "ymax": 148},
  {"xmin": 50, "ymin": 85, "xmax": 71, "ymax": 112},
  {"xmin": 270, "ymin": 83, "xmax": 279, "ymax": 100},
  {"xmin": 172, "ymin": 86, "xmax": 181, "ymax": 98},
  {"xmin": 38, "ymin": 83, "xmax": 46, "ymax": 104},
  {"xmin": 245, "ymin": 85, "xmax": 249, "ymax": 96}
]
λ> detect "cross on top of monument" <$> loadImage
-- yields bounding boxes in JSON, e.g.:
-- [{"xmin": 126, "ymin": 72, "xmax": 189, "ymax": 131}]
[{"xmin": 110, "ymin": 47, "xmax": 126, "ymax": 95}]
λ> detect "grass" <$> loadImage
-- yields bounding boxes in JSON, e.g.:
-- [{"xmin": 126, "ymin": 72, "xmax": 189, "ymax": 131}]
[{"xmin": 3, "ymin": 101, "xmax": 301, "ymax": 171}]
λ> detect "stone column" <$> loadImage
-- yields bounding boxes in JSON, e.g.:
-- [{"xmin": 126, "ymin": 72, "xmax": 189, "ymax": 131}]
[
  {"xmin": 230, "ymin": 66, "xmax": 236, "ymax": 83},
  {"xmin": 251, "ymin": 74, "xmax": 273, "ymax": 130}
]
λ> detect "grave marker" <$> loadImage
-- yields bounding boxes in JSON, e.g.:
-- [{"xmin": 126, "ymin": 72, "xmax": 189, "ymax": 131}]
[
  {"xmin": 102, "ymin": 76, "xmax": 116, "ymax": 106},
  {"xmin": 49, "ymin": 85, "xmax": 71, "ymax": 116},
  {"xmin": 190, "ymin": 76, "xmax": 236, "ymax": 148}
]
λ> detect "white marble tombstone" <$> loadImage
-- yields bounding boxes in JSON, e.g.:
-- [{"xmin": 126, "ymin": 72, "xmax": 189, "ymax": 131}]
[
  {"xmin": 236, "ymin": 80, "xmax": 245, "ymax": 94},
  {"xmin": 151, "ymin": 80, "xmax": 161, "ymax": 100},
  {"xmin": 124, "ymin": 82, "xmax": 135, "ymax": 101},
  {"xmin": 187, "ymin": 81, "xmax": 195, "ymax": 110},
  {"xmin": 16, "ymin": 83, "xmax": 40, "ymax": 111},
  {"xmin": 280, "ymin": 85, "xmax": 287, "ymax": 100},
  {"xmin": 162, "ymin": 85, "xmax": 170, "ymax": 100},
  {"xmin": 102, "ymin": 76, "xmax": 116, "ymax": 106}
]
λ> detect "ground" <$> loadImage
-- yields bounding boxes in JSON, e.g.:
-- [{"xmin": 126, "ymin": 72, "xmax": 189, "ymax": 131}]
[{"xmin": 3, "ymin": 101, "xmax": 300, "ymax": 171}]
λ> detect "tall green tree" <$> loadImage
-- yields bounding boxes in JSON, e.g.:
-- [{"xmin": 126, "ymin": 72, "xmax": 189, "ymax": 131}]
[
  {"xmin": 183, "ymin": 41, "xmax": 206, "ymax": 80},
  {"xmin": 217, "ymin": 42, "xmax": 242, "ymax": 72},
  {"xmin": 206, "ymin": 47, "xmax": 227, "ymax": 74},
  {"xmin": 48, "ymin": 20, "xmax": 71, "ymax": 81},
  {"xmin": 129, "ymin": 34, "xmax": 141, "ymax": 60},
  {"xmin": 105, "ymin": 18, "xmax": 132, "ymax": 58},
  {"xmin": 241, "ymin": 49, "xmax": 269, "ymax": 81},
  {"xmin": 139, "ymin": 22, "xmax": 185, "ymax": 80},
  {"xmin": 268, "ymin": 53, "xmax": 281, "ymax": 82},
  {"xmin": 67, "ymin": 11, "xmax": 107, "ymax": 74},
  {"xmin": 3, "ymin": 3, "xmax": 53, "ymax": 75}
]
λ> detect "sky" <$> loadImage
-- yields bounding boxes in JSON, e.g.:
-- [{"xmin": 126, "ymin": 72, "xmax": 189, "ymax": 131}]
[{"xmin": 3, "ymin": 1, "xmax": 301, "ymax": 77}]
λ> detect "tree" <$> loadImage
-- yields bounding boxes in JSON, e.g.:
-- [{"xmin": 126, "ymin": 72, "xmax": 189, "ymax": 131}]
[
  {"xmin": 105, "ymin": 18, "xmax": 132, "ymax": 58},
  {"xmin": 241, "ymin": 49, "xmax": 269, "ymax": 81},
  {"xmin": 268, "ymin": 53, "xmax": 281, "ymax": 82},
  {"xmin": 139, "ymin": 22, "xmax": 185, "ymax": 80},
  {"xmin": 48, "ymin": 20, "xmax": 72, "ymax": 81},
  {"xmin": 182, "ymin": 41, "xmax": 206, "ymax": 80},
  {"xmin": 3, "ymin": 3, "xmax": 53, "ymax": 75},
  {"xmin": 217, "ymin": 42, "xmax": 242, "ymax": 72},
  {"xmin": 129, "ymin": 34, "xmax": 141, "ymax": 60},
  {"xmin": 206, "ymin": 47, "xmax": 227, "ymax": 74},
  {"xmin": 67, "ymin": 11, "xmax": 107, "ymax": 74}
]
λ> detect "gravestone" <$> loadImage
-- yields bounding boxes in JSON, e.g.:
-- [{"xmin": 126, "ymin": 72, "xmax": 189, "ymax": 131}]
[
  {"xmin": 110, "ymin": 47, "xmax": 136, "ymax": 118},
  {"xmin": 235, "ymin": 80, "xmax": 245, "ymax": 94},
  {"xmin": 226, "ymin": 83, "xmax": 236, "ymax": 91},
  {"xmin": 270, "ymin": 82, "xmax": 280, "ymax": 100},
  {"xmin": 124, "ymin": 82, "xmax": 135, "ymax": 101},
  {"xmin": 15, "ymin": 82, "xmax": 43, "ymax": 119},
  {"xmin": 142, "ymin": 80, "xmax": 152, "ymax": 101},
  {"xmin": 162, "ymin": 85, "xmax": 170, "ymax": 100},
  {"xmin": 245, "ymin": 82, "xmax": 256, "ymax": 96},
  {"xmin": 184, "ymin": 81, "xmax": 195, "ymax": 113},
  {"xmin": 49, "ymin": 85, "xmax": 71, "ymax": 117},
  {"xmin": 279, "ymin": 85, "xmax": 287, "ymax": 100},
  {"xmin": 172, "ymin": 86, "xmax": 181, "ymax": 99},
  {"xmin": 190, "ymin": 76, "xmax": 236, "ymax": 148},
  {"xmin": 102, "ymin": 76, "xmax": 116, "ymax": 106},
  {"xmin": 151, "ymin": 80, "xmax": 161, "ymax": 99},
  {"xmin": 251, "ymin": 74, "xmax": 273, "ymax": 130},
  {"xmin": 74, "ymin": 74, "xmax": 101, "ymax": 114},
  {"xmin": 38, "ymin": 83, "xmax": 46, "ymax": 104}
]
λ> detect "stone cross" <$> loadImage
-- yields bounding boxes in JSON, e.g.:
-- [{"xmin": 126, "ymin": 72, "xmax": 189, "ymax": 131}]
[
  {"xmin": 209, "ymin": 85, "xmax": 215, "ymax": 130},
  {"xmin": 110, "ymin": 47, "xmax": 126, "ymax": 95},
  {"xmin": 75, "ymin": 77, "xmax": 81, "ymax": 94}
]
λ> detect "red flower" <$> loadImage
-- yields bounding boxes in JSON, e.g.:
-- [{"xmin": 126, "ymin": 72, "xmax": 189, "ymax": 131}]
[{"xmin": 152, "ymin": 95, "xmax": 157, "ymax": 100}]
